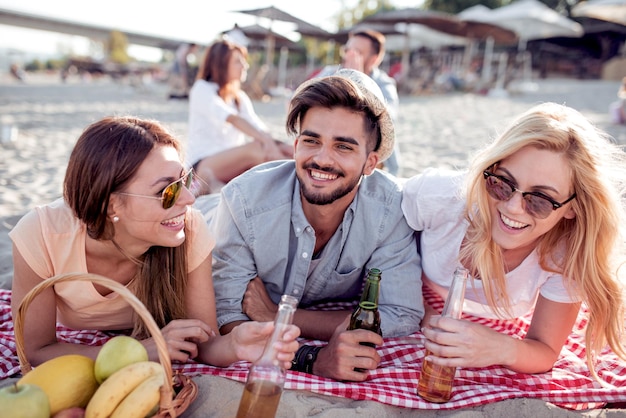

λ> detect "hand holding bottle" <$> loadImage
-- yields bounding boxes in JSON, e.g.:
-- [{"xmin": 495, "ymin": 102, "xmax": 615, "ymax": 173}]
[
  {"xmin": 422, "ymin": 316, "xmax": 515, "ymax": 369},
  {"xmin": 313, "ymin": 315, "xmax": 383, "ymax": 381},
  {"xmin": 230, "ymin": 319, "xmax": 301, "ymax": 370},
  {"xmin": 418, "ymin": 267, "xmax": 468, "ymax": 403},
  {"xmin": 236, "ymin": 295, "xmax": 299, "ymax": 418}
]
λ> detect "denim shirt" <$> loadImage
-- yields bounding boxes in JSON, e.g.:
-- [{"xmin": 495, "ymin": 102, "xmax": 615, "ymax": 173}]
[{"xmin": 210, "ymin": 160, "xmax": 424, "ymax": 337}]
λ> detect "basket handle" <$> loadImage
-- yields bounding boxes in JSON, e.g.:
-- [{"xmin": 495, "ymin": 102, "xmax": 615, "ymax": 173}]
[{"xmin": 14, "ymin": 272, "xmax": 177, "ymax": 416}]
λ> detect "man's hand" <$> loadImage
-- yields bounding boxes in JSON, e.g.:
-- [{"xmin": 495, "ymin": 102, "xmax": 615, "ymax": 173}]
[
  {"xmin": 243, "ymin": 277, "xmax": 278, "ymax": 322},
  {"xmin": 341, "ymin": 48, "xmax": 365, "ymax": 73},
  {"xmin": 312, "ymin": 316, "xmax": 383, "ymax": 381},
  {"xmin": 231, "ymin": 321, "xmax": 301, "ymax": 369}
]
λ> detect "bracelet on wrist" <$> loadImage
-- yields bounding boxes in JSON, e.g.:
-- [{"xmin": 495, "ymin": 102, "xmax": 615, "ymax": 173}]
[{"xmin": 290, "ymin": 344, "xmax": 322, "ymax": 374}]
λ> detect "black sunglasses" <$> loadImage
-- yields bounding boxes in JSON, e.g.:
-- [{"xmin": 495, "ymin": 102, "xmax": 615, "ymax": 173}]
[
  {"xmin": 117, "ymin": 169, "xmax": 194, "ymax": 209},
  {"xmin": 483, "ymin": 170, "xmax": 576, "ymax": 219}
]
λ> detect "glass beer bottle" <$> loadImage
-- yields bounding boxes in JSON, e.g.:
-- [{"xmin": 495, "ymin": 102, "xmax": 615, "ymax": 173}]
[
  {"xmin": 348, "ymin": 268, "xmax": 382, "ymax": 344},
  {"xmin": 236, "ymin": 294, "xmax": 298, "ymax": 418},
  {"xmin": 417, "ymin": 266, "xmax": 469, "ymax": 403}
]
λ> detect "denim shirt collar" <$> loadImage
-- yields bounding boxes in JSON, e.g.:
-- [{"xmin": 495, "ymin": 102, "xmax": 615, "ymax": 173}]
[{"xmin": 290, "ymin": 177, "xmax": 357, "ymax": 241}]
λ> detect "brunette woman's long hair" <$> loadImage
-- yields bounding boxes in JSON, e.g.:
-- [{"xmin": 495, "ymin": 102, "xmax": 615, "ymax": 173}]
[
  {"xmin": 64, "ymin": 116, "xmax": 188, "ymax": 338},
  {"xmin": 196, "ymin": 38, "xmax": 247, "ymax": 106}
]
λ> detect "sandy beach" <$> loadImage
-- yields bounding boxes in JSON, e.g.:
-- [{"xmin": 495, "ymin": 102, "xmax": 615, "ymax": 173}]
[{"xmin": 1, "ymin": 72, "xmax": 625, "ymax": 417}]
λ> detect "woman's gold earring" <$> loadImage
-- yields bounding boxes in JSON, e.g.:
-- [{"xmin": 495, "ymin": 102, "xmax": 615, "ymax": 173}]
[{"xmin": 112, "ymin": 216, "xmax": 119, "ymax": 223}]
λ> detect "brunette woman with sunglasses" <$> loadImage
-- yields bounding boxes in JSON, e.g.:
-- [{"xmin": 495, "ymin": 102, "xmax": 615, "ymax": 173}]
[
  {"xmin": 401, "ymin": 102, "xmax": 626, "ymax": 378},
  {"xmin": 10, "ymin": 116, "xmax": 299, "ymax": 368}
]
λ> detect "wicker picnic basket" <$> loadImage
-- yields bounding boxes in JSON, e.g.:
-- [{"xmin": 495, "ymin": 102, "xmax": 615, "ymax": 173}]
[{"xmin": 13, "ymin": 272, "xmax": 198, "ymax": 418}]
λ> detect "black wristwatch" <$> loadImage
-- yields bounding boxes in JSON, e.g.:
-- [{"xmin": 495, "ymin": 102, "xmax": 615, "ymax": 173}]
[{"xmin": 290, "ymin": 344, "xmax": 322, "ymax": 374}]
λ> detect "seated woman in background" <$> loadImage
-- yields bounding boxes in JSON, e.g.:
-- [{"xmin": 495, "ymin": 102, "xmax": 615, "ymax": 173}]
[
  {"xmin": 187, "ymin": 39, "xmax": 292, "ymax": 194},
  {"xmin": 10, "ymin": 116, "xmax": 299, "ymax": 367},
  {"xmin": 402, "ymin": 102, "xmax": 626, "ymax": 378}
]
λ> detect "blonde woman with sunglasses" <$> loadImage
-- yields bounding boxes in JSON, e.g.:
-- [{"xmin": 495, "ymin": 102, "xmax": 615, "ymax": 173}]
[
  {"xmin": 10, "ymin": 116, "xmax": 299, "ymax": 368},
  {"xmin": 401, "ymin": 102, "xmax": 626, "ymax": 377}
]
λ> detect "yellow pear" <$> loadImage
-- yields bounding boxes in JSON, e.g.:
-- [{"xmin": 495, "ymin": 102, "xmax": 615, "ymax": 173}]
[
  {"xmin": 18, "ymin": 354, "xmax": 98, "ymax": 415},
  {"xmin": 94, "ymin": 336, "xmax": 148, "ymax": 384}
]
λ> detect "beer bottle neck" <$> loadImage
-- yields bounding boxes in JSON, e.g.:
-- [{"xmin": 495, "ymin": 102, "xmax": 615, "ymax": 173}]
[
  {"xmin": 359, "ymin": 276, "xmax": 380, "ymax": 309},
  {"xmin": 256, "ymin": 295, "xmax": 298, "ymax": 367},
  {"xmin": 441, "ymin": 267, "xmax": 468, "ymax": 319}
]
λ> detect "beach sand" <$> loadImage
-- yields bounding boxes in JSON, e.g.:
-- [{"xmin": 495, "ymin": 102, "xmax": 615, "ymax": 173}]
[{"xmin": 1, "ymin": 72, "xmax": 625, "ymax": 417}]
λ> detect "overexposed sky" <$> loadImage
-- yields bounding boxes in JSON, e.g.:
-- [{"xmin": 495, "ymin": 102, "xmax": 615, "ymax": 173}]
[{"xmin": 0, "ymin": 1, "xmax": 423, "ymax": 61}]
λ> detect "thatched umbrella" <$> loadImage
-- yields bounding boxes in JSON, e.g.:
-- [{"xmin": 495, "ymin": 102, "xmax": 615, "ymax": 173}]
[{"xmin": 232, "ymin": 5, "xmax": 332, "ymax": 67}]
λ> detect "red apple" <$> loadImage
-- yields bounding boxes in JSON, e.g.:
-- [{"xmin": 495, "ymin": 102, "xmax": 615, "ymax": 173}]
[
  {"xmin": 0, "ymin": 382, "xmax": 50, "ymax": 418},
  {"xmin": 53, "ymin": 407, "xmax": 86, "ymax": 418}
]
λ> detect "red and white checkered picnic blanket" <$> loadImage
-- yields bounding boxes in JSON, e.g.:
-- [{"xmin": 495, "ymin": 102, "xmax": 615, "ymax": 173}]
[{"xmin": 1, "ymin": 288, "xmax": 625, "ymax": 410}]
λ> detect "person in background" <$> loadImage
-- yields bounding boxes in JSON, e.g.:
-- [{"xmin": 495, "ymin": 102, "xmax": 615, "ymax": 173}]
[
  {"xmin": 187, "ymin": 38, "xmax": 292, "ymax": 195},
  {"xmin": 317, "ymin": 29, "xmax": 401, "ymax": 176},
  {"xmin": 402, "ymin": 102, "xmax": 626, "ymax": 378},
  {"xmin": 10, "ymin": 116, "xmax": 299, "ymax": 368},
  {"xmin": 169, "ymin": 42, "xmax": 198, "ymax": 99},
  {"xmin": 609, "ymin": 76, "xmax": 626, "ymax": 124},
  {"xmin": 210, "ymin": 69, "xmax": 424, "ymax": 382}
]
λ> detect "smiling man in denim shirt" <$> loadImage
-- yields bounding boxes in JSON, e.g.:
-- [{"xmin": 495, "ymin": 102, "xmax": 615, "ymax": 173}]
[{"xmin": 210, "ymin": 69, "xmax": 423, "ymax": 381}]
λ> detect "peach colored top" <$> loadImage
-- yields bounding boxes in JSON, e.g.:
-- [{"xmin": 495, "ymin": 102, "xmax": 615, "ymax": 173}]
[{"xmin": 9, "ymin": 199, "xmax": 214, "ymax": 330}]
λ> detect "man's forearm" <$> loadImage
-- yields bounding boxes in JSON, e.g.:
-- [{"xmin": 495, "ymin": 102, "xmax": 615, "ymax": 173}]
[
  {"xmin": 220, "ymin": 320, "xmax": 247, "ymax": 335},
  {"xmin": 293, "ymin": 309, "xmax": 351, "ymax": 341}
]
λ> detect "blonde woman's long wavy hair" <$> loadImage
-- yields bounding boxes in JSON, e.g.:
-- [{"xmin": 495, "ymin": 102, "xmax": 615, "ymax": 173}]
[{"xmin": 459, "ymin": 102, "xmax": 626, "ymax": 377}]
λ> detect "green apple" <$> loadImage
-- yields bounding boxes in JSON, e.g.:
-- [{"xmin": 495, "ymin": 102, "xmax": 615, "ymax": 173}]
[
  {"xmin": 95, "ymin": 335, "xmax": 149, "ymax": 384},
  {"xmin": 0, "ymin": 382, "xmax": 50, "ymax": 418}
]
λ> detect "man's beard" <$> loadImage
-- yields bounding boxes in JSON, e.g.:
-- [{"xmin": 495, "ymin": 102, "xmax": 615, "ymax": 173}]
[{"xmin": 297, "ymin": 162, "xmax": 363, "ymax": 206}]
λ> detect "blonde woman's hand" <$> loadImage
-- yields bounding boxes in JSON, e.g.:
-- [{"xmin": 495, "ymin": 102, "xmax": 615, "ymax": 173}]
[
  {"xmin": 143, "ymin": 319, "xmax": 216, "ymax": 363},
  {"xmin": 422, "ymin": 316, "xmax": 509, "ymax": 369},
  {"xmin": 231, "ymin": 321, "xmax": 301, "ymax": 368}
]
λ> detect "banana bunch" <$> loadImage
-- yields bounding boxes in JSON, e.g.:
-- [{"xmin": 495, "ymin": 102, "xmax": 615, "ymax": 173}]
[{"xmin": 85, "ymin": 361, "xmax": 165, "ymax": 418}]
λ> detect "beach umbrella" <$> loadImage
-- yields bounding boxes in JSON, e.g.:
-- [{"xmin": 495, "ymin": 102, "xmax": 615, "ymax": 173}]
[
  {"xmin": 460, "ymin": 0, "xmax": 584, "ymax": 91},
  {"xmin": 362, "ymin": 8, "xmax": 516, "ymax": 43},
  {"xmin": 361, "ymin": 8, "xmax": 517, "ymax": 81},
  {"xmin": 572, "ymin": 0, "xmax": 626, "ymax": 26},
  {"xmin": 458, "ymin": 5, "xmax": 515, "ymax": 84},
  {"xmin": 232, "ymin": 6, "xmax": 332, "ymax": 39},
  {"xmin": 361, "ymin": 9, "xmax": 464, "ymax": 35},
  {"xmin": 458, "ymin": 5, "xmax": 518, "ymax": 44},
  {"xmin": 232, "ymin": 6, "xmax": 332, "ymax": 66},
  {"xmin": 223, "ymin": 24, "xmax": 303, "ymax": 51},
  {"xmin": 232, "ymin": 6, "xmax": 333, "ymax": 90},
  {"xmin": 465, "ymin": 0, "xmax": 584, "ymax": 47}
]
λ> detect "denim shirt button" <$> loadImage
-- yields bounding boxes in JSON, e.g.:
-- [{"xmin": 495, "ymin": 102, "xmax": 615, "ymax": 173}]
[
  {"xmin": 296, "ymin": 227, "xmax": 301, "ymax": 233},
  {"xmin": 302, "ymin": 252, "xmax": 308, "ymax": 258}
]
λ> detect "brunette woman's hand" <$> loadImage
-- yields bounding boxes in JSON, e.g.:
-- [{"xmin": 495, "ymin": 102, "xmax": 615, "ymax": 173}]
[{"xmin": 143, "ymin": 319, "xmax": 216, "ymax": 363}]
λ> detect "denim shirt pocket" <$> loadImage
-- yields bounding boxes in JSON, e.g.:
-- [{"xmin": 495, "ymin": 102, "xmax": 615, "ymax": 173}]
[{"xmin": 303, "ymin": 266, "xmax": 363, "ymax": 303}]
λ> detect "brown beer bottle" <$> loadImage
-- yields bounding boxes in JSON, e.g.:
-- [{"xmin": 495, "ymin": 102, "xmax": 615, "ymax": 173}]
[
  {"xmin": 348, "ymin": 268, "xmax": 382, "ymax": 346},
  {"xmin": 417, "ymin": 266, "xmax": 469, "ymax": 403},
  {"xmin": 236, "ymin": 294, "xmax": 298, "ymax": 418}
]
